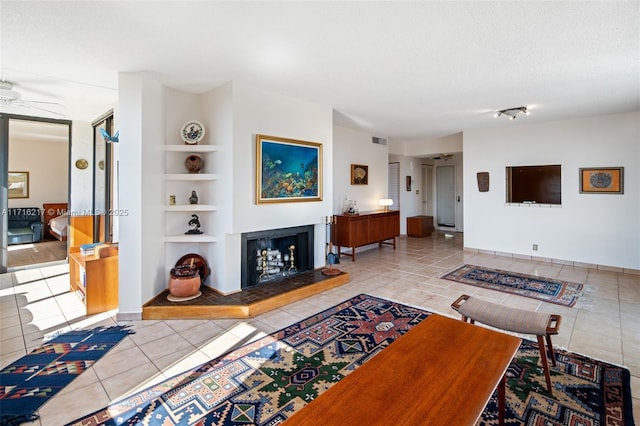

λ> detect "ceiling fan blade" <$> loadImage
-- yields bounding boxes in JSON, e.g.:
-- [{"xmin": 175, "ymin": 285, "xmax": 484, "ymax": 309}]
[
  {"xmin": 16, "ymin": 102, "xmax": 65, "ymax": 117},
  {"xmin": 20, "ymin": 99, "xmax": 61, "ymax": 105}
]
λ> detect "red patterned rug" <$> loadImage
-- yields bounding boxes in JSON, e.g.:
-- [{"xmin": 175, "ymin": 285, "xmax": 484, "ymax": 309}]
[
  {"xmin": 442, "ymin": 264, "xmax": 584, "ymax": 307},
  {"xmin": 66, "ymin": 295, "xmax": 633, "ymax": 425}
]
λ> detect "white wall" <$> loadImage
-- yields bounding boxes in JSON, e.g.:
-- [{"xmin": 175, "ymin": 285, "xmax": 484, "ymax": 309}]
[
  {"xmin": 117, "ymin": 72, "xmax": 165, "ymax": 318},
  {"xmin": 8, "ymin": 137, "xmax": 68, "ymax": 209},
  {"xmin": 463, "ymin": 111, "xmax": 639, "ymax": 269},
  {"xmin": 333, "ymin": 125, "xmax": 389, "ymax": 214},
  {"xmin": 70, "ymin": 121, "xmax": 93, "ymax": 212},
  {"xmin": 219, "ymin": 82, "xmax": 333, "ymax": 294},
  {"xmin": 389, "ymin": 132, "xmax": 463, "ymax": 157}
]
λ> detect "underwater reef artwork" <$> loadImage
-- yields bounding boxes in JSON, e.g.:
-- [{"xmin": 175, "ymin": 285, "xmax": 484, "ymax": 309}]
[{"xmin": 256, "ymin": 135, "xmax": 323, "ymax": 203}]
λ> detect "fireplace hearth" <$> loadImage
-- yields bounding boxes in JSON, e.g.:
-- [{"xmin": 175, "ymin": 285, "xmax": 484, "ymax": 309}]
[{"xmin": 241, "ymin": 225, "xmax": 314, "ymax": 289}]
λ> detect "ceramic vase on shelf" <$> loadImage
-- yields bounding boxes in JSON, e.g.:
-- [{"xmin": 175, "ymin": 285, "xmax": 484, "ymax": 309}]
[
  {"xmin": 168, "ymin": 264, "xmax": 201, "ymax": 298},
  {"xmin": 185, "ymin": 154, "xmax": 204, "ymax": 173}
]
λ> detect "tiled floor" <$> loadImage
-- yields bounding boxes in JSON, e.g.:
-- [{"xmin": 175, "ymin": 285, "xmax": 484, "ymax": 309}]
[
  {"xmin": 7, "ymin": 240, "xmax": 67, "ymax": 268},
  {"xmin": 1, "ymin": 232, "xmax": 638, "ymax": 425}
]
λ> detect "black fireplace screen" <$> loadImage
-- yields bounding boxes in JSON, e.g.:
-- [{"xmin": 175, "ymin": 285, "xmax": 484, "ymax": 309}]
[{"xmin": 241, "ymin": 225, "xmax": 314, "ymax": 288}]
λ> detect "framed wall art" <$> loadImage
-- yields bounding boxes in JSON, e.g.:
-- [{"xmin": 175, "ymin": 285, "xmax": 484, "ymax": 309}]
[
  {"xmin": 256, "ymin": 134, "xmax": 322, "ymax": 204},
  {"xmin": 8, "ymin": 171, "xmax": 29, "ymax": 199},
  {"xmin": 579, "ymin": 167, "xmax": 624, "ymax": 194},
  {"xmin": 351, "ymin": 164, "xmax": 368, "ymax": 185}
]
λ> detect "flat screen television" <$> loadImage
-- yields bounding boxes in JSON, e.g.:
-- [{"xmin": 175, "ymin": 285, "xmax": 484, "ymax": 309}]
[{"xmin": 506, "ymin": 165, "xmax": 561, "ymax": 205}]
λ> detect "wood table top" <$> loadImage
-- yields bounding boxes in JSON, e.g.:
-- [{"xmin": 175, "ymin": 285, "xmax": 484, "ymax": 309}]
[{"xmin": 284, "ymin": 313, "xmax": 521, "ymax": 426}]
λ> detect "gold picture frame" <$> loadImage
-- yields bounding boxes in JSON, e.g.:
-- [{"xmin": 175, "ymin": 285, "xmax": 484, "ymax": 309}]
[
  {"xmin": 8, "ymin": 171, "xmax": 29, "ymax": 199},
  {"xmin": 351, "ymin": 164, "xmax": 368, "ymax": 185},
  {"xmin": 256, "ymin": 134, "xmax": 323, "ymax": 204},
  {"xmin": 579, "ymin": 167, "xmax": 624, "ymax": 194}
]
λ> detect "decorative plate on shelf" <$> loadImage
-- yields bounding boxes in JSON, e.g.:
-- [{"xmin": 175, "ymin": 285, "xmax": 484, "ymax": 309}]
[
  {"xmin": 181, "ymin": 121, "xmax": 205, "ymax": 145},
  {"xmin": 175, "ymin": 253, "xmax": 210, "ymax": 283}
]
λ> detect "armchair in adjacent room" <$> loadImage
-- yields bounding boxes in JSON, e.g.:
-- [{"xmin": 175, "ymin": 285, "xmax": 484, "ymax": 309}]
[{"xmin": 7, "ymin": 207, "xmax": 43, "ymax": 245}]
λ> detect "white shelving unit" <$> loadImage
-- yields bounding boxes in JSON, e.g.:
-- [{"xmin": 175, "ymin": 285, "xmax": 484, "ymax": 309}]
[{"xmin": 164, "ymin": 143, "xmax": 219, "ymax": 248}]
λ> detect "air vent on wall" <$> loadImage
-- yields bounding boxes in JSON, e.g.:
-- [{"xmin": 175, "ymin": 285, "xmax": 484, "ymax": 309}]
[{"xmin": 372, "ymin": 136, "xmax": 387, "ymax": 145}]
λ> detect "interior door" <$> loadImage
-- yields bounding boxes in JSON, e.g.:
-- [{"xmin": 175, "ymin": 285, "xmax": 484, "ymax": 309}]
[
  {"xmin": 422, "ymin": 165, "xmax": 434, "ymax": 216},
  {"xmin": 436, "ymin": 165, "xmax": 455, "ymax": 227}
]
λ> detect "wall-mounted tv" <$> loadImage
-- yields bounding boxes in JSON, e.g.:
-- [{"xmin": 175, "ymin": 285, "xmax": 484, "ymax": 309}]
[{"xmin": 506, "ymin": 164, "xmax": 561, "ymax": 205}]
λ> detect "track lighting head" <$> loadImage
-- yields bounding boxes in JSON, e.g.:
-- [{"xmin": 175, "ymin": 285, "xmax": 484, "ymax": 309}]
[{"xmin": 494, "ymin": 106, "xmax": 529, "ymax": 120}]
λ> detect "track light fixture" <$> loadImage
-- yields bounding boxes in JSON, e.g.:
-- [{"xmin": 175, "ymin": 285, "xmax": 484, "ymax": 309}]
[{"xmin": 494, "ymin": 106, "xmax": 530, "ymax": 120}]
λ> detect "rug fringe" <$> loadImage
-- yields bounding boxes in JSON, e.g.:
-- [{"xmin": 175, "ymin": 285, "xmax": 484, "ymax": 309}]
[{"xmin": 0, "ymin": 413, "xmax": 40, "ymax": 426}]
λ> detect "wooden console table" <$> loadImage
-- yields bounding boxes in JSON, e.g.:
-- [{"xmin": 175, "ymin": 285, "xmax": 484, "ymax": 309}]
[
  {"xmin": 284, "ymin": 314, "xmax": 521, "ymax": 426},
  {"xmin": 333, "ymin": 210, "xmax": 399, "ymax": 261}
]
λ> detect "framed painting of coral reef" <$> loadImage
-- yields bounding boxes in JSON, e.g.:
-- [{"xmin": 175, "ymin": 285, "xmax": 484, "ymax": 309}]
[
  {"xmin": 256, "ymin": 134, "xmax": 323, "ymax": 204},
  {"xmin": 579, "ymin": 167, "xmax": 624, "ymax": 194}
]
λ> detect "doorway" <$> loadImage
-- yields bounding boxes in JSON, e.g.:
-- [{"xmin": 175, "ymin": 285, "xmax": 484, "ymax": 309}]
[
  {"xmin": 421, "ymin": 165, "xmax": 434, "ymax": 216},
  {"xmin": 0, "ymin": 114, "xmax": 71, "ymax": 273},
  {"xmin": 436, "ymin": 165, "xmax": 455, "ymax": 228}
]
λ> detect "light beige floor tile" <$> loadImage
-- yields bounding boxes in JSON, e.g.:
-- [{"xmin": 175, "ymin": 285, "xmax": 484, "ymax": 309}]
[
  {"xmin": 251, "ymin": 309, "xmax": 302, "ymax": 330},
  {"xmin": 0, "ymin": 347, "xmax": 26, "ymax": 369},
  {"xmin": 92, "ymin": 345, "xmax": 152, "ymax": 381},
  {"xmin": 128, "ymin": 321, "xmax": 177, "ymax": 346},
  {"xmin": 0, "ymin": 311, "xmax": 22, "ymax": 329},
  {"xmin": 138, "ymin": 332, "xmax": 194, "ymax": 362},
  {"xmin": 100, "ymin": 361, "xmax": 162, "ymax": 401},
  {"xmin": 177, "ymin": 321, "xmax": 227, "ymax": 347},
  {"xmin": 569, "ymin": 328, "xmax": 623, "ymax": 365},
  {"xmin": 151, "ymin": 345, "xmax": 210, "ymax": 376},
  {"xmin": 38, "ymin": 381, "xmax": 111, "ymax": 426}
]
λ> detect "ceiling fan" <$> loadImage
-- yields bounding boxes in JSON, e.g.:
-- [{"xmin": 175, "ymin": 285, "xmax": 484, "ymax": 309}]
[{"xmin": 0, "ymin": 80, "xmax": 64, "ymax": 116}]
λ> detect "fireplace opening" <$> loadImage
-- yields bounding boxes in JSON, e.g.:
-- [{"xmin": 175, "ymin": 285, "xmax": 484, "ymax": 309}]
[{"xmin": 241, "ymin": 225, "xmax": 314, "ymax": 289}]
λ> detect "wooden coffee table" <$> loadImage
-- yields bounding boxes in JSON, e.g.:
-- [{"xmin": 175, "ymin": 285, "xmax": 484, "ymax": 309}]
[{"xmin": 284, "ymin": 314, "xmax": 521, "ymax": 426}]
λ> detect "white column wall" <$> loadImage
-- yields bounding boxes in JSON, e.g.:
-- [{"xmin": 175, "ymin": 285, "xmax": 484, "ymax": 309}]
[{"xmin": 117, "ymin": 72, "xmax": 165, "ymax": 319}]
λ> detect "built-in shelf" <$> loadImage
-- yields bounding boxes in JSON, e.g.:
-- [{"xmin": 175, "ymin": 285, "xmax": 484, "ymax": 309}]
[
  {"xmin": 164, "ymin": 173, "xmax": 218, "ymax": 181},
  {"xmin": 164, "ymin": 234, "xmax": 219, "ymax": 243},
  {"xmin": 164, "ymin": 145, "xmax": 220, "ymax": 152},
  {"xmin": 164, "ymin": 204, "xmax": 218, "ymax": 212}
]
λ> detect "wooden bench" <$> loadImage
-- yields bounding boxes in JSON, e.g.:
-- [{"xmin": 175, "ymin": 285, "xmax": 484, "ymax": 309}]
[{"xmin": 451, "ymin": 294, "xmax": 562, "ymax": 394}]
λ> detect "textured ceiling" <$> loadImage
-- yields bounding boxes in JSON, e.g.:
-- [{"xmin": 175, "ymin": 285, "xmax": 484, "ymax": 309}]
[{"xmin": 1, "ymin": 1, "xmax": 639, "ymax": 141}]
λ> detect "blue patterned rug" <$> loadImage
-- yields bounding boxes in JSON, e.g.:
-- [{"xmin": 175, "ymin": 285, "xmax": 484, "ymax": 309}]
[
  {"xmin": 67, "ymin": 294, "xmax": 633, "ymax": 426},
  {"xmin": 0, "ymin": 325, "xmax": 133, "ymax": 426},
  {"xmin": 441, "ymin": 264, "xmax": 584, "ymax": 307}
]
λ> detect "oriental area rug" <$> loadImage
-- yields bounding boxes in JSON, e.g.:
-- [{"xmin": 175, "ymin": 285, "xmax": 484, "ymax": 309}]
[
  {"xmin": 442, "ymin": 264, "xmax": 584, "ymax": 307},
  {"xmin": 67, "ymin": 294, "xmax": 634, "ymax": 426},
  {"xmin": 0, "ymin": 325, "xmax": 134, "ymax": 426}
]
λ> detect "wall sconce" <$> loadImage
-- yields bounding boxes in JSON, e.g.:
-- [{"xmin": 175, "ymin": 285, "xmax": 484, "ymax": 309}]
[
  {"xmin": 378, "ymin": 198, "xmax": 393, "ymax": 212},
  {"xmin": 494, "ymin": 106, "xmax": 530, "ymax": 120}
]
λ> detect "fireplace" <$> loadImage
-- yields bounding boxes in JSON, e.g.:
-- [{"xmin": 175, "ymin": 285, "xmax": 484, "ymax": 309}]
[{"xmin": 241, "ymin": 225, "xmax": 314, "ymax": 289}]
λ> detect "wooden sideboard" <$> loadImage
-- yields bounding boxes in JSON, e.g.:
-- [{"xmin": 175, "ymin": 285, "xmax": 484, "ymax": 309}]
[{"xmin": 333, "ymin": 210, "xmax": 400, "ymax": 261}]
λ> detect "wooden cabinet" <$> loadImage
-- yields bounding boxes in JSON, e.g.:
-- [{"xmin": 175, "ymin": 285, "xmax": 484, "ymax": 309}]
[
  {"xmin": 333, "ymin": 210, "xmax": 400, "ymax": 261},
  {"xmin": 68, "ymin": 216, "xmax": 118, "ymax": 315},
  {"xmin": 407, "ymin": 215, "xmax": 434, "ymax": 237},
  {"xmin": 69, "ymin": 246, "xmax": 118, "ymax": 315}
]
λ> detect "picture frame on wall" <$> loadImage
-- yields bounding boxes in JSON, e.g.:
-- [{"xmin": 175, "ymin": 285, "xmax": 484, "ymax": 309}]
[
  {"xmin": 256, "ymin": 134, "xmax": 323, "ymax": 204},
  {"xmin": 579, "ymin": 167, "xmax": 624, "ymax": 194},
  {"xmin": 8, "ymin": 171, "xmax": 29, "ymax": 199},
  {"xmin": 406, "ymin": 176, "xmax": 412, "ymax": 191},
  {"xmin": 351, "ymin": 164, "xmax": 368, "ymax": 185}
]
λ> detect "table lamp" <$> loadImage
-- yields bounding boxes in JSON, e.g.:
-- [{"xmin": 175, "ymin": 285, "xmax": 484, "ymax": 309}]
[{"xmin": 378, "ymin": 198, "xmax": 393, "ymax": 212}]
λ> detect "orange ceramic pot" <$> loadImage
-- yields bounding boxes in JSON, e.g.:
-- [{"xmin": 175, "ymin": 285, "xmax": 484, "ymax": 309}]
[{"xmin": 168, "ymin": 265, "xmax": 201, "ymax": 297}]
